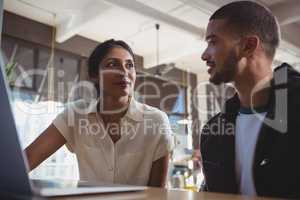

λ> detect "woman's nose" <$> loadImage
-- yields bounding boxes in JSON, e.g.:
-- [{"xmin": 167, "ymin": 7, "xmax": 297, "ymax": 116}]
[{"xmin": 117, "ymin": 63, "xmax": 128, "ymax": 75}]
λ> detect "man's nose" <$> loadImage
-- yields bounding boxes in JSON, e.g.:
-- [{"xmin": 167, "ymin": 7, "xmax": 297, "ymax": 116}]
[{"xmin": 201, "ymin": 48, "xmax": 209, "ymax": 61}]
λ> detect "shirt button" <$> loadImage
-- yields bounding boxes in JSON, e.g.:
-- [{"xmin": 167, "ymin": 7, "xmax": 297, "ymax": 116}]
[
  {"xmin": 109, "ymin": 167, "xmax": 114, "ymax": 171},
  {"xmin": 260, "ymin": 159, "xmax": 269, "ymax": 166}
]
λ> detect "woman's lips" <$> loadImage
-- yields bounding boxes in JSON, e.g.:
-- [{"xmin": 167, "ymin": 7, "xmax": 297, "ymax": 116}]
[{"xmin": 114, "ymin": 81, "xmax": 130, "ymax": 88}]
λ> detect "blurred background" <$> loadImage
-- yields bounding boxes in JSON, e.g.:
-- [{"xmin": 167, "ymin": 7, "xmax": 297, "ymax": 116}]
[{"xmin": 2, "ymin": 0, "xmax": 300, "ymax": 191}]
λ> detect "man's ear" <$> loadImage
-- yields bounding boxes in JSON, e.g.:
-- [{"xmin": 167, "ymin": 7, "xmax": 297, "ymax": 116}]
[{"xmin": 240, "ymin": 35, "xmax": 259, "ymax": 57}]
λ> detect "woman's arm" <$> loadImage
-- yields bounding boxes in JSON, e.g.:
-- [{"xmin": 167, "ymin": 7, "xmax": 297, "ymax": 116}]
[
  {"xmin": 25, "ymin": 124, "xmax": 66, "ymax": 171},
  {"xmin": 147, "ymin": 154, "xmax": 169, "ymax": 187}
]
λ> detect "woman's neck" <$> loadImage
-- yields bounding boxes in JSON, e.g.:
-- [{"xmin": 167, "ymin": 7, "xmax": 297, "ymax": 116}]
[{"xmin": 98, "ymin": 95, "xmax": 130, "ymax": 122}]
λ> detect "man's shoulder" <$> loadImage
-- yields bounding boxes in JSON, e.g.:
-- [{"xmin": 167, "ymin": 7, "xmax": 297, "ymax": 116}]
[
  {"xmin": 274, "ymin": 62, "xmax": 300, "ymax": 91},
  {"xmin": 201, "ymin": 112, "xmax": 222, "ymax": 141},
  {"xmin": 200, "ymin": 95, "xmax": 238, "ymax": 141},
  {"xmin": 204, "ymin": 113, "xmax": 222, "ymax": 126},
  {"xmin": 274, "ymin": 63, "xmax": 300, "ymax": 108},
  {"xmin": 203, "ymin": 94, "xmax": 238, "ymax": 126}
]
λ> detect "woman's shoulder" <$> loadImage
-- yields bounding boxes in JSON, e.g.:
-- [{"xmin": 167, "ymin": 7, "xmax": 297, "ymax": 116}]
[
  {"xmin": 63, "ymin": 98, "xmax": 97, "ymax": 114},
  {"xmin": 134, "ymin": 100, "xmax": 169, "ymax": 123}
]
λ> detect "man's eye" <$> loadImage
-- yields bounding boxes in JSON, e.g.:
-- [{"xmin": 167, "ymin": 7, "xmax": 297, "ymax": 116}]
[{"xmin": 208, "ymin": 40, "xmax": 217, "ymax": 46}]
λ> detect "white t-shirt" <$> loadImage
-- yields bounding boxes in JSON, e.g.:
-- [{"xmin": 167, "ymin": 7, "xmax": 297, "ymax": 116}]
[
  {"xmin": 53, "ymin": 98, "xmax": 174, "ymax": 186},
  {"xmin": 235, "ymin": 108, "xmax": 267, "ymax": 196}
]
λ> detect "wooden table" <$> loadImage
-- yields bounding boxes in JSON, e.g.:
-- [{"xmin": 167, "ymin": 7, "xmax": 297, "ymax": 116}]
[{"xmin": 54, "ymin": 187, "xmax": 284, "ymax": 200}]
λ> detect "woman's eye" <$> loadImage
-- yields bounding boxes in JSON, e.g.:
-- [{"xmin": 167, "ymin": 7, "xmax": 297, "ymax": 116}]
[
  {"xmin": 126, "ymin": 63, "xmax": 134, "ymax": 68},
  {"xmin": 106, "ymin": 62, "xmax": 119, "ymax": 68},
  {"xmin": 105, "ymin": 61, "xmax": 134, "ymax": 69}
]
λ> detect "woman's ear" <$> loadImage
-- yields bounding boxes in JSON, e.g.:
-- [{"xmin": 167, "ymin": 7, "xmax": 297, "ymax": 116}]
[
  {"xmin": 240, "ymin": 35, "xmax": 259, "ymax": 58},
  {"xmin": 89, "ymin": 75, "xmax": 101, "ymax": 98},
  {"xmin": 88, "ymin": 75, "xmax": 100, "ymax": 89},
  {"xmin": 88, "ymin": 71, "xmax": 100, "ymax": 83},
  {"xmin": 89, "ymin": 76, "xmax": 98, "ymax": 84}
]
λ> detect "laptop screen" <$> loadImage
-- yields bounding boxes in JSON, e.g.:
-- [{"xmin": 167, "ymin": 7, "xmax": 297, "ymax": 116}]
[{"xmin": 0, "ymin": 49, "xmax": 33, "ymax": 195}]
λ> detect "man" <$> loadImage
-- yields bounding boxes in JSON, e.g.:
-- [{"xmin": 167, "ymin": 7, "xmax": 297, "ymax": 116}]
[{"xmin": 200, "ymin": 1, "xmax": 300, "ymax": 198}]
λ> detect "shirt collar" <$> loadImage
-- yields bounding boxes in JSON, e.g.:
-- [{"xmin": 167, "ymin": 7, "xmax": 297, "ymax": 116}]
[{"xmin": 87, "ymin": 97, "xmax": 144, "ymax": 122}]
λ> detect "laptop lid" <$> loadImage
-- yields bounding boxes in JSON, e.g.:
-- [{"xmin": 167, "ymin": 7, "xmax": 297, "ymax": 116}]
[
  {"xmin": 34, "ymin": 179, "xmax": 147, "ymax": 197},
  {"xmin": 0, "ymin": 52, "xmax": 33, "ymax": 196}
]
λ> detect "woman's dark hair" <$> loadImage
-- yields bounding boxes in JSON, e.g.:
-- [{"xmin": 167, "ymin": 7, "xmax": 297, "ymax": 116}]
[{"xmin": 88, "ymin": 39, "xmax": 135, "ymax": 79}]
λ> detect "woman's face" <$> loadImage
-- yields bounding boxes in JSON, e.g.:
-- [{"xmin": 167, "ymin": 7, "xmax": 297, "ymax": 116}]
[{"xmin": 98, "ymin": 47, "xmax": 136, "ymax": 98}]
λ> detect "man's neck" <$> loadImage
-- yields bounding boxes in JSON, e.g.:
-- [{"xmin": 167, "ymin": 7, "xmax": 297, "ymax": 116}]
[{"xmin": 234, "ymin": 60, "xmax": 273, "ymax": 108}]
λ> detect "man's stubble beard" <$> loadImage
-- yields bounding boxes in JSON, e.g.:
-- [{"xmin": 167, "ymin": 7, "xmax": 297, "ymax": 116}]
[{"xmin": 210, "ymin": 50, "xmax": 238, "ymax": 85}]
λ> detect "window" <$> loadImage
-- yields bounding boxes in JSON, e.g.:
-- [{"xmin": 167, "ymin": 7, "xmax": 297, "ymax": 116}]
[
  {"xmin": 1, "ymin": 35, "xmax": 80, "ymax": 180},
  {"xmin": 2, "ymin": 36, "xmax": 35, "ymax": 89}
]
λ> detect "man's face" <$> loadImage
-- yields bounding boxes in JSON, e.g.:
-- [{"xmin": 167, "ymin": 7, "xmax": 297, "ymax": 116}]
[{"xmin": 201, "ymin": 19, "xmax": 241, "ymax": 85}]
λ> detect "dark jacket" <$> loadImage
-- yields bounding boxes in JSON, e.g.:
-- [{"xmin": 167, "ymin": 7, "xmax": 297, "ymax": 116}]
[{"xmin": 200, "ymin": 63, "xmax": 300, "ymax": 199}]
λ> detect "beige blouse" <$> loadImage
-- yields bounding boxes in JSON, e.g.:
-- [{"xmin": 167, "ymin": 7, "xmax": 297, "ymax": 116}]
[{"xmin": 53, "ymin": 98, "xmax": 174, "ymax": 186}]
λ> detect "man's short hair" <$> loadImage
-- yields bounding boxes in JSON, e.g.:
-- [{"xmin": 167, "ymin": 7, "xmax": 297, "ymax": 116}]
[{"xmin": 210, "ymin": 1, "xmax": 280, "ymax": 59}]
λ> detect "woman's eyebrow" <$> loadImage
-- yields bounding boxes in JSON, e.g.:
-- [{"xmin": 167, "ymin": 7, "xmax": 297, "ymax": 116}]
[
  {"xmin": 104, "ymin": 58, "xmax": 118, "ymax": 62},
  {"xmin": 103, "ymin": 58, "xmax": 133, "ymax": 63}
]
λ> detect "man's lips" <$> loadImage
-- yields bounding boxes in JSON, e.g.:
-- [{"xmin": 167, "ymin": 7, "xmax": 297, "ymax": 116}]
[
  {"xmin": 207, "ymin": 67, "xmax": 214, "ymax": 74},
  {"xmin": 207, "ymin": 62, "xmax": 215, "ymax": 74}
]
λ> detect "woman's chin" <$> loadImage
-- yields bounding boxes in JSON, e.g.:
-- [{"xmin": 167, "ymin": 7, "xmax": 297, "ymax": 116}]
[{"xmin": 112, "ymin": 90, "xmax": 130, "ymax": 98}]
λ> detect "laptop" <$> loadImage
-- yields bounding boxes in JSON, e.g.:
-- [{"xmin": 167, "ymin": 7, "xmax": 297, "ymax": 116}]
[{"xmin": 0, "ymin": 54, "xmax": 147, "ymax": 197}]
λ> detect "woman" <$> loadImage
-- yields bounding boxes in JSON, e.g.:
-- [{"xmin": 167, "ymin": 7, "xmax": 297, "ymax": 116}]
[{"xmin": 25, "ymin": 39, "xmax": 173, "ymax": 187}]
